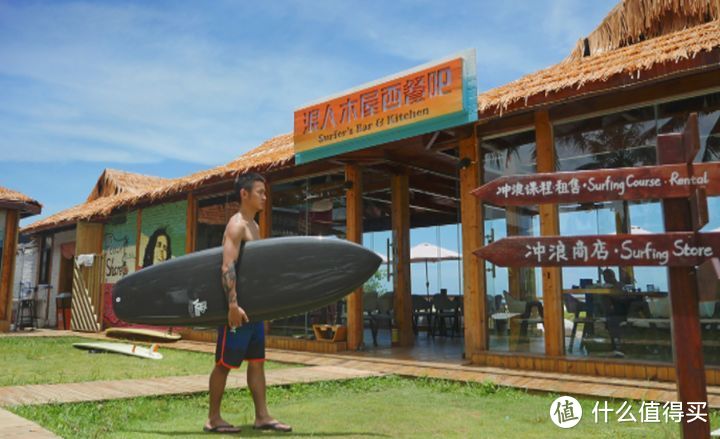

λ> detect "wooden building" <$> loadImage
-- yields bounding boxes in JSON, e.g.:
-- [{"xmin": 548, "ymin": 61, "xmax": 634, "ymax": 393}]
[
  {"xmin": 23, "ymin": 0, "xmax": 720, "ymax": 382},
  {"xmin": 0, "ymin": 186, "xmax": 41, "ymax": 332},
  {"xmin": 21, "ymin": 169, "xmax": 169, "ymax": 329}
]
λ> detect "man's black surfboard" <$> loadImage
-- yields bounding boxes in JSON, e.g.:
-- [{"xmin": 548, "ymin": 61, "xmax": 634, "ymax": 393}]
[{"xmin": 112, "ymin": 237, "xmax": 382, "ymax": 326}]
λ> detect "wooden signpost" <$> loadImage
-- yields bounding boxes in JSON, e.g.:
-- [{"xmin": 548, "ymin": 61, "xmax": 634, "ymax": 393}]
[
  {"xmin": 473, "ymin": 114, "xmax": 715, "ymax": 438},
  {"xmin": 475, "ymin": 232, "xmax": 720, "ymax": 267},
  {"xmin": 471, "ymin": 162, "xmax": 719, "ymax": 206}
]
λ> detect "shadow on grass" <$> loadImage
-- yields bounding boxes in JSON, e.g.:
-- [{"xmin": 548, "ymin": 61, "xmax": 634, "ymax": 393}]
[{"xmin": 122, "ymin": 425, "xmax": 390, "ymax": 437}]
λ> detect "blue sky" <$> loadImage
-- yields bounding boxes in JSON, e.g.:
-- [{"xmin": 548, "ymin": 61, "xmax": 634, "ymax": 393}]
[
  {"xmin": 1, "ymin": 0, "xmax": 618, "ymax": 224},
  {"xmin": 0, "ymin": 0, "xmax": 624, "ymax": 294}
]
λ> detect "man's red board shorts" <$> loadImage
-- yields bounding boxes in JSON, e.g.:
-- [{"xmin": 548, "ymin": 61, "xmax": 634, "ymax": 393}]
[{"xmin": 215, "ymin": 321, "xmax": 265, "ymax": 369}]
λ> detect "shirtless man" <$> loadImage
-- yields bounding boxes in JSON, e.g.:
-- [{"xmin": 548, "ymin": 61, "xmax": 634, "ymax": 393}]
[{"xmin": 204, "ymin": 173, "xmax": 292, "ymax": 434}]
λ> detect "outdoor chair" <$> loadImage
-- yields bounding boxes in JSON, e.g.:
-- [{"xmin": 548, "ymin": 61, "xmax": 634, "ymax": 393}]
[
  {"xmin": 503, "ymin": 291, "xmax": 544, "ymax": 337},
  {"xmin": 412, "ymin": 295, "xmax": 434, "ymax": 336},
  {"xmin": 432, "ymin": 294, "xmax": 460, "ymax": 337},
  {"xmin": 373, "ymin": 292, "xmax": 394, "ymax": 343},
  {"xmin": 363, "ymin": 291, "xmax": 380, "ymax": 346},
  {"xmin": 563, "ymin": 294, "xmax": 594, "ymax": 353}
]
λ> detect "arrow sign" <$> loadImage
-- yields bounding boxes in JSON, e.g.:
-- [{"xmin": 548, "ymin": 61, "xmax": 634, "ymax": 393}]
[
  {"xmin": 471, "ymin": 162, "xmax": 719, "ymax": 206},
  {"xmin": 474, "ymin": 232, "xmax": 720, "ymax": 267}
]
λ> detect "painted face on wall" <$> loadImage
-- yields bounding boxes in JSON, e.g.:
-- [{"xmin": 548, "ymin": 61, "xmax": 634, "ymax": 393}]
[
  {"xmin": 153, "ymin": 235, "xmax": 168, "ymax": 264},
  {"xmin": 142, "ymin": 228, "xmax": 172, "ymax": 268}
]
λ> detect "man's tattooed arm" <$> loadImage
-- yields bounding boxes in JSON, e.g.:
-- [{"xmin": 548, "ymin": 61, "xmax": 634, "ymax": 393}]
[{"xmin": 222, "ymin": 262, "xmax": 238, "ymax": 305}]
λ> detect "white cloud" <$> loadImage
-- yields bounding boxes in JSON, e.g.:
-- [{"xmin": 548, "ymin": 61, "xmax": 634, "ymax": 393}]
[{"xmin": 0, "ymin": 0, "xmax": 617, "ymax": 166}]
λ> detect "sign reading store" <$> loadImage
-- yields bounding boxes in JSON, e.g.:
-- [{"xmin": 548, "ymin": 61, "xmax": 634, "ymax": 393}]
[{"xmin": 293, "ymin": 49, "xmax": 477, "ymax": 164}]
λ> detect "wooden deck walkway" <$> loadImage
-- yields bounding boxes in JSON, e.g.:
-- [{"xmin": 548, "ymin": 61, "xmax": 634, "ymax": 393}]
[
  {"xmin": 7, "ymin": 330, "xmax": 720, "ymax": 408},
  {"xmin": 0, "ymin": 365, "xmax": 382, "ymax": 407},
  {"xmin": 0, "ymin": 408, "xmax": 60, "ymax": 438}
]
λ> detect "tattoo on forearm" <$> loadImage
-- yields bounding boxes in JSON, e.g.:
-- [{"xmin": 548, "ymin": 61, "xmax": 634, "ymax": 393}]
[{"xmin": 222, "ymin": 263, "xmax": 237, "ymax": 304}]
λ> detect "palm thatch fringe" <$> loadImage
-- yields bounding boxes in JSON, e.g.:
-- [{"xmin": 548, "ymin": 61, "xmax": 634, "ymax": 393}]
[
  {"xmin": 0, "ymin": 186, "xmax": 41, "ymax": 207},
  {"xmin": 566, "ymin": 0, "xmax": 720, "ymax": 61},
  {"xmin": 478, "ymin": 20, "xmax": 720, "ymax": 115}
]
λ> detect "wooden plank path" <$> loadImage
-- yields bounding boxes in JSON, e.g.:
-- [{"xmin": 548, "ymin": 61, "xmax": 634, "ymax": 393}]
[
  {"xmin": 262, "ymin": 349, "xmax": 720, "ymax": 408},
  {"xmin": 0, "ymin": 365, "xmax": 382, "ymax": 407},
  {"xmin": 6, "ymin": 330, "xmax": 720, "ymax": 408},
  {"xmin": 0, "ymin": 408, "xmax": 60, "ymax": 438}
]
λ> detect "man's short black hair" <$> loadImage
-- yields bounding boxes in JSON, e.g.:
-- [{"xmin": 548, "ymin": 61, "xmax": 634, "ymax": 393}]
[{"xmin": 234, "ymin": 173, "xmax": 266, "ymax": 202}]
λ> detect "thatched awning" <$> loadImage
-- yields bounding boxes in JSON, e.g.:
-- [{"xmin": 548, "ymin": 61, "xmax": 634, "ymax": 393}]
[
  {"xmin": 0, "ymin": 186, "xmax": 42, "ymax": 218},
  {"xmin": 22, "ymin": 134, "xmax": 295, "ymax": 235},
  {"xmin": 86, "ymin": 168, "xmax": 170, "ymax": 202},
  {"xmin": 478, "ymin": 19, "xmax": 720, "ymax": 117}
]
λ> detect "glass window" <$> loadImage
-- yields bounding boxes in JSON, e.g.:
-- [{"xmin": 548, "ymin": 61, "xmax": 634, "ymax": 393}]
[
  {"xmin": 658, "ymin": 91, "xmax": 720, "ymax": 366},
  {"xmin": 555, "ymin": 105, "xmax": 657, "ymax": 171},
  {"xmin": 482, "ymin": 131, "xmax": 544, "ymax": 354},
  {"xmin": 195, "ymin": 194, "xmax": 239, "ymax": 251},
  {"xmin": 267, "ymin": 174, "xmax": 348, "ymax": 338}
]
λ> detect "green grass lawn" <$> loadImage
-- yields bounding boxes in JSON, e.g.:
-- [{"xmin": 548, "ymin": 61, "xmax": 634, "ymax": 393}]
[
  {"xmin": 11, "ymin": 376, "xmax": 718, "ymax": 438},
  {"xmin": 0, "ymin": 336, "xmax": 294, "ymax": 386}
]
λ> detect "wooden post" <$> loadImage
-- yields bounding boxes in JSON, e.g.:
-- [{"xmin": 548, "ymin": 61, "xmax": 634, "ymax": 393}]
[
  {"xmin": 186, "ymin": 193, "xmax": 197, "ymax": 254},
  {"xmin": 459, "ymin": 134, "xmax": 487, "ymax": 353},
  {"xmin": 135, "ymin": 209, "xmax": 143, "ymax": 271},
  {"xmin": 259, "ymin": 183, "xmax": 272, "ymax": 239},
  {"xmin": 0, "ymin": 209, "xmax": 19, "ymax": 331},
  {"xmin": 658, "ymin": 127, "xmax": 710, "ymax": 438},
  {"xmin": 258, "ymin": 184, "xmax": 272, "ymax": 334},
  {"xmin": 391, "ymin": 172, "xmax": 414, "ymax": 347},
  {"xmin": 345, "ymin": 164, "xmax": 364, "ymax": 350},
  {"xmin": 535, "ymin": 110, "xmax": 564, "ymax": 357}
]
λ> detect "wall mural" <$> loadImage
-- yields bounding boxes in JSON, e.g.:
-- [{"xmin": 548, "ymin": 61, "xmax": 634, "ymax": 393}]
[
  {"xmin": 102, "ymin": 211, "xmax": 138, "ymax": 327},
  {"xmin": 102, "ymin": 201, "xmax": 187, "ymax": 328},
  {"xmin": 138, "ymin": 200, "xmax": 187, "ymax": 267}
]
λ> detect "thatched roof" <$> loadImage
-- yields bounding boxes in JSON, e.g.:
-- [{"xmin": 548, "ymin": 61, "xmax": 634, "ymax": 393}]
[
  {"xmin": 0, "ymin": 186, "xmax": 42, "ymax": 217},
  {"xmin": 141, "ymin": 133, "xmax": 294, "ymax": 204},
  {"xmin": 22, "ymin": 134, "xmax": 295, "ymax": 234},
  {"xmin": 566, "ymin": 0, "xmax": 720, "ymax": 61},
  {"xmin": 478, "ymin": 3, "xmax": 720, "ymax": 116},
  {"xmin": 22, "ymin": 193, "xmax": 134, "ymax": 234},
  {"xmin": 86, "ymin": 168, "xmax": 170, "ymax": 202}
]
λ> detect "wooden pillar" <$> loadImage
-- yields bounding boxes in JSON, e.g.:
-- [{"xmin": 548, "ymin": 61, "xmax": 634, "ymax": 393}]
[
  {"xmin": 259, "ymin": 183, "xmax": 272, "ymax": 239},
  {"xmin": 459, "ymin": 134, "xmax": 487, "ymax": 354},
  {"xmin": 0, "ymin": 210, "xmax": 19, "ymax": 332},
  {"xmin": 535, "ymin": 110, "xmax": 564, "ymax": 357},
  {"xmin": 391, "ymin": 172, "xmax": 414, "ymax": 347},
  {"xmin": 135, "ymin": 209, "xmax": 143, "ymax": 271},
  {"xmin": 258, "ymin": 185, "xmax": 273, "ymax": 333},
  {"xmin": 345, "ymin": 164, "xmax": 364, "ymax": 350},
  {"xmin": 186, "ymin": 193, "xmax": 197, "ymax": 254}
]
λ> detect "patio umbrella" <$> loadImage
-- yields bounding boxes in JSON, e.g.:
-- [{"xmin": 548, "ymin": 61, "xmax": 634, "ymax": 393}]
[
  {"xmin": 630, "ymin": 225, "xmax": 653, "ymax": 234},
  {"xmin": 409, "ymin": 243, "xmax": 461, "ymax": 297}
]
